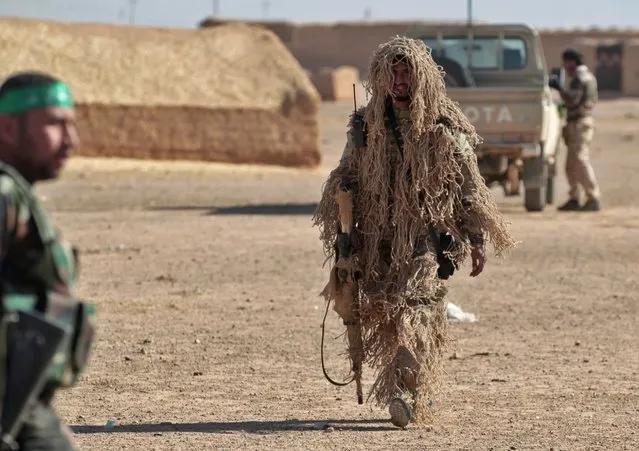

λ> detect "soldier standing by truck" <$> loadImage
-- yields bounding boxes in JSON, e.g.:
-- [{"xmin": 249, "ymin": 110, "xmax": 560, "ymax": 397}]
[
  {"xmin": 549, "ymin": 49, "xmax": 602, "ymax": 212},
  {"xmin": 0, "ymin": 71, "xmax": 96, "ymax": 450}
]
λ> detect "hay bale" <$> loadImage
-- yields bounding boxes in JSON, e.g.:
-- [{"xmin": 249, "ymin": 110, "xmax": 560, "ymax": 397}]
[
  {"xmin": 0, "ymin": 17, "xmax": 321, "ymax": 168},
  {"xmin": 199, "ymin": 18, "xmax": 296, "ymax": 44},
  {"xmin": 310, "ymin": 66, "xmax": 360, "ymax": 102}
]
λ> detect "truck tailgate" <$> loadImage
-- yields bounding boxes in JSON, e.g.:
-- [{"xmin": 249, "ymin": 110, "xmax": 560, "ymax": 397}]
[{"xmin": 447, "ymin": 88, "xmax": 544, "ymax": 136}]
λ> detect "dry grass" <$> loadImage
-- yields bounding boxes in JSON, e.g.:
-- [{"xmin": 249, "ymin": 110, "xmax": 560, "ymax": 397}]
[{"xmin": 0, "ymin": 17, "xmax": 318, "ymax": 109}]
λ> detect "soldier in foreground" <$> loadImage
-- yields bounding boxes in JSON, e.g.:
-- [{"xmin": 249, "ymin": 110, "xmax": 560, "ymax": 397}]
[
  {"xmin": 313, "ymin": 36, "xmax": 518, "ymax": 428},
  {"xmin": 549, "ymin": 49, "xmax": 602, "ymax": 212},
  {"xmin": 0, "ymin": 71, "xmax": 95, "ymax": 450}
]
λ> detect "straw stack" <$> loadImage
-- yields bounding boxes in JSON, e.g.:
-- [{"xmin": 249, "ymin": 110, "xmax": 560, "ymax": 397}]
[{"xmin": 0, "ymin": 17, "xmax": 321, "ymax": 167}]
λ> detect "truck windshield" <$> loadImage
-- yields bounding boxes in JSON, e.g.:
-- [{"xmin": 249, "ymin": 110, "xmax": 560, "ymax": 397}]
[{"xmin": 421, "ymin": 36, "xmax": 527, "ymax": 71}]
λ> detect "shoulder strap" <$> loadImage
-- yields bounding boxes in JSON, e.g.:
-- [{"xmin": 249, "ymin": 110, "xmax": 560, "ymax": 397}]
[{"xmin": 384, "ymin": 98, "xmax": 404, "ymax": 158}]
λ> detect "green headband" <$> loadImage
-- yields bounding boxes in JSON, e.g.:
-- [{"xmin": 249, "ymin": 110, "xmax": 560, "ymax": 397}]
[{"xmin": 0, "ymin": 82, "xmax": 74, "ymax": 115}]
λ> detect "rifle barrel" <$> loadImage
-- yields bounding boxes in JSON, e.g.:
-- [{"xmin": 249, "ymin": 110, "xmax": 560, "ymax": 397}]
[{"xmin": 352, "ymin": 83, "xmax": 357, "ymax": 111}]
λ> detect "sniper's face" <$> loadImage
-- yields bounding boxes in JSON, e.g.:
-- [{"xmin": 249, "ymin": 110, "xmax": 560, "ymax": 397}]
[{"xmin": 391, "ymin": 60, "xmax": 411, "ymax": 102}]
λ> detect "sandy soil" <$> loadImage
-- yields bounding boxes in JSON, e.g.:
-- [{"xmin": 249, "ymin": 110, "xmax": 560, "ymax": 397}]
[{"xmin": 36, "ymin": 99, "xmax": 639, "ymax": 451}]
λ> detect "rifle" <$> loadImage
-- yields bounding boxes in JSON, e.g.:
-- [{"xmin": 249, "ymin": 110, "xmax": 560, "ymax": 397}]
[
  {"xmin": 320, "ymin": 183, "xmax": 363, "ymax": 404},
  {"xmin": 0, "ymin": 309, "xmax": 69, "ymax": 450},
  {"xmin": 320, "ymin": 84, "xmax": 364, "ymax": 405}
]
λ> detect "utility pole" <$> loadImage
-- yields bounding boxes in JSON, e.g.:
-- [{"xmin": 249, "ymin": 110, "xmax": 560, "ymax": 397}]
[
  {"xmin": 261, "ymin": 0, "xmax": 271, "ymax": 19},
  {"xmin": 466, "ymin": 0, "xmax": 473, "ymax": 66},
  {"xmin": 363, "ymin": 6, "xmax": 372, "ymax": 21},
  {"xmin": 128, "ymin": 0, "xmax": 137, "ymax": 25},
  {"xmin": 212, "ymin": 0, "xmax": 220, "ymax": 17}
]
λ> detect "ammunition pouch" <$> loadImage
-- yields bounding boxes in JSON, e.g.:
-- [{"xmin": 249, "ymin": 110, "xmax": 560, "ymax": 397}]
[{"xmin": 436, "ymin": 233, "xmax": 459, "ymax": 280}]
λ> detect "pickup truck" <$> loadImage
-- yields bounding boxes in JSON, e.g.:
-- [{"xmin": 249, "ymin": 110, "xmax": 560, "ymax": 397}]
[{"xmin": 404, "ymin": 23, "xmax": 563, "ymax": 212}]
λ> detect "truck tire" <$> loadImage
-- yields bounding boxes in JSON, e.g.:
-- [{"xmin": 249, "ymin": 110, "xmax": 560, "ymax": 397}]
[
  {"xmin": 525, "ymin": 184, "xmax": 547, "ymax": 212},
  {"xmin": 546, "ymin": 173, "xmax": 555, "ymax": 205},
  {"xmin": 523, "ymin": 156, "xmax": 548, "ymax": 212}
]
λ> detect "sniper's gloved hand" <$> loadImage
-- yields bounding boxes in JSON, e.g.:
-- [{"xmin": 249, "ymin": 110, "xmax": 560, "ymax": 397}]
[
  {"xmin": 470, "ymin": 245, "xmax": 486, "ymax": 277},
  {"xmin": 548, "ymin": 76, "xmax": 562, "ymax": 91}
]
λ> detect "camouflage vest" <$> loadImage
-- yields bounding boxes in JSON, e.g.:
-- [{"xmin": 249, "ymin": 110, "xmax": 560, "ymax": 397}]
[{"xmin": 0, "ymin": 162, "xmax": 95, "ymax": 389}]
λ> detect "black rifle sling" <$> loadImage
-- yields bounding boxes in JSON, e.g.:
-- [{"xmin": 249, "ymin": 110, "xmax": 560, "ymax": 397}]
[{"xmin": 384, "ymin": 98, "xmax": 404, "ymax": 158}]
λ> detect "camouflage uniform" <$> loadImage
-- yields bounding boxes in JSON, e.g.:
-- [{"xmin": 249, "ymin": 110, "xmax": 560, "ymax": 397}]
[
  {"xmin": 316, "ymin": 35, "xmax": 517, "ymax": 429},
  {"xmin": 559, "ymin": 64, "xmax": 601, "ymax": 208},
  {"xmin": 340, "ymin": 106, "xmax": 486, "ymax": 249},
  {"xmin": 0, "ymin": 161, "xmax": 95, "ymax": 451},
  {"xmin": 339, "ymin": 106, "xmax": 486, "ymax": 423}
]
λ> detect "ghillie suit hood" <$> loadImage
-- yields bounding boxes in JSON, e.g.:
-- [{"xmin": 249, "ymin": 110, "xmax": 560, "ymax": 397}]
[{"xmin": 313, "ymin": 36, "xmax": 518, "ymax": 424}]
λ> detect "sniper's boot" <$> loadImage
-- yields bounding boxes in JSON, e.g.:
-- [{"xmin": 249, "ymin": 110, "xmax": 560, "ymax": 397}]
[{"xmin": 388, "ymin": 345, "xmax": 421, "ymax": 428}]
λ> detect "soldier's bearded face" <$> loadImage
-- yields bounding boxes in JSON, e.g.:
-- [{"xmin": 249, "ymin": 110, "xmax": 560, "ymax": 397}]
[
  {"xmin": 18, "ymin": 106, "xmax": 79, "ymax": 182},
  {"xmin": 391, "ymin": 61, "xmax": 411, "ymax": 101},
  {"xmin": 562, "ymin": 59, "xmax": 577, "ymax": 76}
]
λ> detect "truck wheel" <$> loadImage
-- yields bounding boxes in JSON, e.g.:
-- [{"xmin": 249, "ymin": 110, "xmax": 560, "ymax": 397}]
[
  {"xmin": 523, "ymin": 157, "xmax": 548, "ymax": 212},
  {"xmin": 524, "ymin": 184, "xmax": 547, "ymax": 212},
  {"xmin": 546, "ymin": 174, "xmax": 555, "ymax": 205}
]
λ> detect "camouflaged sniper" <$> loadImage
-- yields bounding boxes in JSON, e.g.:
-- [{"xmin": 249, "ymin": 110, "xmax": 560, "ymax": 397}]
[{"xmin": 313, "ymin": 35, "xmax": 518, "ymax": 426}]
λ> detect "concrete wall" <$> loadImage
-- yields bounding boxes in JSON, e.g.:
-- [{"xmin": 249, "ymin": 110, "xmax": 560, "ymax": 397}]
[{"xmin": 200, "ymin": 19, "xmax": 639, "ymax": 96}]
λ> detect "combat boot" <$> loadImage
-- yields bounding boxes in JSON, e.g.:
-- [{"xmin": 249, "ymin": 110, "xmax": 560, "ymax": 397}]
[
  {"xmin": 580, "ymin": 199, "xmax": 601, "ymax": 212},
  {"xmin": 388, "ymin": 346, "xmax": 420, "ymax": 428},
  {"xmin": 389, "ymin": 397, "xmax": 413, "ymax": 429},
  {"xmin": 557, "ymin": 199, "xmax": 581, "ymax": 211}
]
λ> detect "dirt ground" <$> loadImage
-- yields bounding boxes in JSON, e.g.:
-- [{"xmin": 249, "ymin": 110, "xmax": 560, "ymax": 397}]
[{"xmin": 38, "ymin": 98, "xmax": 638, "ymax": 451}]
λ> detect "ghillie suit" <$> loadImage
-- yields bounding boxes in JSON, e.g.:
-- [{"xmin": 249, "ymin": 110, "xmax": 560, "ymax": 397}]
[{"xmin": 313, "ymin": 36, "xmax": 518, "ymax": 426}]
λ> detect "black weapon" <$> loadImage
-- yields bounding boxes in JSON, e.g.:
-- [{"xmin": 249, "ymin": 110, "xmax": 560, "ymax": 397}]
[
  {"xmin": 319, "ymin": 85, "xmax": 365, "ymax": 404},
  {"xmin": 351, "ymin": 83, "xmax": 367, "ymax": 148},
  {"xmin": 0, "ymin": 310, "xmax": 69, "ymax": 450}
]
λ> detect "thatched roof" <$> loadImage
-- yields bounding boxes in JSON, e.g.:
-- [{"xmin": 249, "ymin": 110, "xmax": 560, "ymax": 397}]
[{"xmin": 0, "ymin": 17, "xmax": 319, "ymax": 110}]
